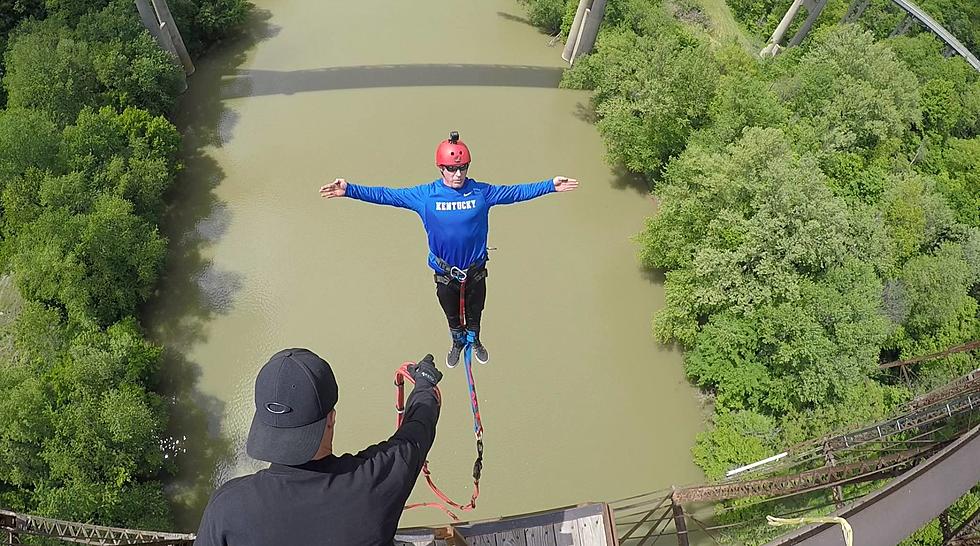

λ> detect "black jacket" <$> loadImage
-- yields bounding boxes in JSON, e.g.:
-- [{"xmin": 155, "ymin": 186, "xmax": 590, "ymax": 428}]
[{"xmin": 194, "ymin": 384, "xmax": 439, "ymax": 546}]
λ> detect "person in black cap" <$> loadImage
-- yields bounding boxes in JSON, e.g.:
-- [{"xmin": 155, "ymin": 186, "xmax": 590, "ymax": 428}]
[{"xmin": 194, "ymin": 348, "xmax": 442, "ymax": 546}]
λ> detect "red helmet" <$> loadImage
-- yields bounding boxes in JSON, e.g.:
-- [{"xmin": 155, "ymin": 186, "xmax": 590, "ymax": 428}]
[{"xmin": 435, "ymin": 131, "xmax": 471, "ymax": 166}]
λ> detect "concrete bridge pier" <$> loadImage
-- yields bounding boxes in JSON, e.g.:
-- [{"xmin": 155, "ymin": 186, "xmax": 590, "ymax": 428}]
[
  {"xmin": 761, "ymin": 0, "xmax": 828, "ymax": 56},
  {"xmin": 134, "ymin": 0, "xmax": 195, "ymax": 91},
  {"xmin": 562, "ymin": 0, "xmax": 608, "ymax": 64}
]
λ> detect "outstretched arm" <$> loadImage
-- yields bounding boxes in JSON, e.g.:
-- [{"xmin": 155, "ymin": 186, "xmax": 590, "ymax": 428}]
[
  {"xmin": 350, "ymin": 356, "xmax": 441, "ymax": 488},
  {"xmin": 484, "ymin": 176, "xmax": 579, "ymax": 206},
  {"xmin": 319, "ymin": 178, "xmax": 426, "ymax": 211}
]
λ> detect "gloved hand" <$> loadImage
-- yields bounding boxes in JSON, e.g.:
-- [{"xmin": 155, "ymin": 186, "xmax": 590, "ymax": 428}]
[{"xmin": 408, "ymin": 354, "xmax": 442, "ymax": 387}]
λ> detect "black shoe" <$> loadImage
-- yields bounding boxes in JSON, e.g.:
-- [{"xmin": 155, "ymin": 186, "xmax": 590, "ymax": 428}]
[
  {"xmin": 447, "ymin": 329, "xmax": 466, "ymax": 369},
  {"xmin": 473, "ymin": 340, "xmax": 489, "ymax": 365},
  {"xmin": 447, "ymin": 343, "xmax": 464, "ymax": 369}
]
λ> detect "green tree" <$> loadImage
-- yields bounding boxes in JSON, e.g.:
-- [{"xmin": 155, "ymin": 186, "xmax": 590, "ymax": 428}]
[
  {"xmin": 887, "ymin": 33, "xmax": 979, "ymax": 138},
  {"xmin": 168, "ymin": 0, "xmax": 252, "ymax": 56},
  {"xmin": 639, "ymin": 128, "xmax": 852, "ymax": 344},
  {"xmin": 0, "ymin": 307, "xmax": 172, "ymax": 527},
  {"xmin": 693, "ymin": 71, "xmax": 789, "ymax": 149},
  {"xmin": 933, "ymin": 137, "xmax": 980, "ymax": 227},
  {"xmin": 0, "ymin": 108, "xmax": 61, "ymax": 189},
  {"xmin": 518, "ymin": 0, "xmax": 569, "ymax": 33},
  {"xmin": 0, "ymin": 368, "xmax": 53, "ymax": 502},
  {"xmin": 3, "ymin": 21, "xmax": 99, "ymax": 125},
  {"xmin": 894, "ymin": 242, "xmax": 979, "ymax": 342},
  {"xmin": 58, "ymin": 106, "xmax": 179, "ymax": 221},
  {"xmin": 692, "ymin": 410, "xmax": 778, "ymax": 480},
  {"xmin": 90, "ymin": 34, "xmax": 184, "ymax": 115},
  {"xmin": 10, "ymin": 197, "xmax": 166, "ymax": 326},
  {"xmin": 1, "ymin": 167, "xmax": 46, "ymax": 234},
  {"xmin": 685, "ymin": 261, "xmax": 890, "ymax": 416},
  {"xmin": 0, "ymin": 0, "xmax": 45, "ymax": 41},
  {"xmin": 781, "ymin": 25, "xmax": 920, "ymax": 154},
  {"xmin": 564, "ymin": 26, "xmax": 719, "ymax": 178},
  {"xmin": 878, "ymin": 172, "xmax": 957, "ymax": 264},
  {"xmin": 70, "ymin": 195, "xmax": 168, "ymax": 325},
  {"xmin": 907, "ymin": 0, "xmax": 980, "ymax": 54},
  {"xmin": 42, "ymin": 0, "xmax": 113, "ymax": 23}
]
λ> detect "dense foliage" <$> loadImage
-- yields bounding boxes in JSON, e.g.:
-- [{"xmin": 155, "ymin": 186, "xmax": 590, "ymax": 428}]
[
  {"xmin": 523, "ymin": 0, "xmax": 979, "ymax": 542},
  {"xmin": 0, "ymin": 0, "xmax": 249, "ymax": 530}
]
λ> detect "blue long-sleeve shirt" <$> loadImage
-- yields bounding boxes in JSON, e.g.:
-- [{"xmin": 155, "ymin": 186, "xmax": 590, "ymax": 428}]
[{"xmin": 346, "ymin": 178, "xmax": 555, "ymax": 273}]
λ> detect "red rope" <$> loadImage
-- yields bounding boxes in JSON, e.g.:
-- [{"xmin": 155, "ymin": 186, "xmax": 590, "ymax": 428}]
[
  {"xmin": 459, "ymin": 278, "xmax": 467, "ymax": 329},
  {"xmin": 394, "ymin": 362, "xmax": 481, "ymax": 522}
]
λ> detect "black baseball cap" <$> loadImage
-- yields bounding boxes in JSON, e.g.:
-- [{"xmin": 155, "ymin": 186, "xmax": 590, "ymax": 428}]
[{"xmin": 246, "ymin": 348, "xmax": 338, "ymax": 465}]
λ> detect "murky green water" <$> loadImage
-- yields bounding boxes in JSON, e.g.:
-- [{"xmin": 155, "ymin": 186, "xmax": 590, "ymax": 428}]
[{"xmin": 146, "ymin": 0, "xmax": 706, "ymax": 531}]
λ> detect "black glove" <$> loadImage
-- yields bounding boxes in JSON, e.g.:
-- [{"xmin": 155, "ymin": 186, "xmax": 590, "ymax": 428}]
[{"xmin": 408, "ymin": 354, "xmax": 442, "ymax": 387}]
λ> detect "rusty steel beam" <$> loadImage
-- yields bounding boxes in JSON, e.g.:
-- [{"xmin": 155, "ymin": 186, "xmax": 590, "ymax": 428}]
[
  {"xmin": 0, "ymin": 509, "xmax": 194, "ymax": 545},
  {"xmin": 910, "ymin": 368, "xmax": 980, "ymax": 409},
  {"xmin": 774, "ymin": 375, "xmax": 979, "ymax": 463},
  {"xmin": 671, "ymin": 493, "xmax": 690, "ymax": 546},
  {"xmin": 881, "ymin": 340, "xmax": 980, "ymax": 370},
  {"xmin": 824, "ymin": 391, "xmax": 977, "ymax": 452},
  {"xmin": 673, "ymin": 445, "xmax": 939, "ymax": 503}
]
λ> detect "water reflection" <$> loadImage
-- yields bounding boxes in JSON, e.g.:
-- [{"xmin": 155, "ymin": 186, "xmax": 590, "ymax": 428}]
[{"xmin": 144, "ymin": 8, "xmax": 282, "ymax": 532}]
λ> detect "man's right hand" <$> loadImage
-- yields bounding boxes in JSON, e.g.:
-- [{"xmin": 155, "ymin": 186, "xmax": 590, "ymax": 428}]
[
  {"xmin": 319, "ymin": 178, "xmax": 348, "ymax": 198},
  {"xmin": 408, "ymin": 354, "xmax": 442, "ymax": 387}
]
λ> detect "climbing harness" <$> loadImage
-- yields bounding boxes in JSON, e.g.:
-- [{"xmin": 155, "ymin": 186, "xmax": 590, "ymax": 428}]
[
  {"xmin": 432, "ymin": 257, "xmax": 487, "ymax": 287},
  {"xmin": 394, "ymin": 361, "xmax": 483, "ymax": 522}
]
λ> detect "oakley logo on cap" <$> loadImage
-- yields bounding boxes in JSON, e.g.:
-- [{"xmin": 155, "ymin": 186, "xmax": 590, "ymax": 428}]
[{"xmin": 265, "ymin": 402, "xmax": 292, "ymax": 414}]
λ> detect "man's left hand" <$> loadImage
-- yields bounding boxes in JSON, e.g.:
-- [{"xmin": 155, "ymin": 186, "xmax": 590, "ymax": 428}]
[
  {"xmin": 408, "ymin": 354, "xmax": 443, "ymax": 387},
  {"xmin": 553, "ymin": 176, "xmax": 579, "ymax": 192}
]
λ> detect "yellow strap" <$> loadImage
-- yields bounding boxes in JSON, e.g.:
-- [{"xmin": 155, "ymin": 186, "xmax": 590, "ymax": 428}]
[{"xmin": 767, "ymin": 515, "xmax": 853, "ymax": 546}]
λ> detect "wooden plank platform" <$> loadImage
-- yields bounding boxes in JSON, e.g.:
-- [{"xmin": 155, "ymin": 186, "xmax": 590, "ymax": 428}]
[{"xmin": 395, "ymin": 503, "xmax": 616, "ymax": 546}]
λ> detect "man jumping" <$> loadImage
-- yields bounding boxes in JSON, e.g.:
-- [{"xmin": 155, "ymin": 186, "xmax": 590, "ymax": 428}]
[{"xmin": 319, "ymin": 131, "xmax": 578, "ymax": 368}]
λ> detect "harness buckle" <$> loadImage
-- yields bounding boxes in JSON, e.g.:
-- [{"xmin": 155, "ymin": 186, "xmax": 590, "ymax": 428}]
[{"xmin": 449, "ymin": 266, "xmax": 468, "ymax": 283}]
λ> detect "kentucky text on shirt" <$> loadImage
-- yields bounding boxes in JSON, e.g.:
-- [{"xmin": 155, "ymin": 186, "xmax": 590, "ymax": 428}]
[{"xmin": 436, "ymin": 200, "xmax": 478, "ymax": 211}]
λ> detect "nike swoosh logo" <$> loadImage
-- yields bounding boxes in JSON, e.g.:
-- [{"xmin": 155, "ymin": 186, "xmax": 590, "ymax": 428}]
[{"xmin": 463, "ymin": 192, "xmax": 473, "ymax": 197}]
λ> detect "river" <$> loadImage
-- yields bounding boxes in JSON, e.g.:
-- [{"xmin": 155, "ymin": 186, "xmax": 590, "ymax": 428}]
[{"xmin": 146, "ymin": 0, "xmax": 706, "ymax": 531}]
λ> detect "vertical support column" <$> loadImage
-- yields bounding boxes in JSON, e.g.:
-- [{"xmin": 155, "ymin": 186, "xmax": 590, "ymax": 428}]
[
  {"xmin": 823, "ymin": 442, "xmax": 844, "ymax": 509},
  {"xmin": 1, "ymin": 511, "xmax": 20, "ymax": 545},
  {"xmin": 842, "ymin": 0, "xmax": 870, "ymax": 22},
  {"xmin": 150, "ymin": 0, "xmax": 195, "ymax": 75},
  {"xmin": 761, "ymin": 0, "xmax": 805, "ymax": 57},
  {"xmin": 574, "ymin": 0, "xmax": 608, "ymax": 59},
  {"xmin": 889, "ymin": 15, "xmax": 914, "ymax": 37},
  {"xmin": 901, "ymin": 366, "xmax": 912, "ymax": 389},
  {"xmin": 788, "ymin": 0, "xmax": 829, "ymax": 46},
  {"xmin": 569, "ymin": 9, "xmax": 590, "ymax": 64},
  {"xmin": 134, "ymin": 0, "xmax": 192, "ymax": 93},
  {"xmin": 671, "ymin": 489, "xmax": 690, "ymax": 546},
  {"xmin": 134, "ymin": 0, "xmax": 165, "ymax": 43},
  {"xmin": 562, "ymin": 0, "xmax": 591, "ymax": 62}
]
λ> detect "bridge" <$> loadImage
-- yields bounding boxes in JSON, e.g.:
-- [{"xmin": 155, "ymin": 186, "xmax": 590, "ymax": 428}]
[
  {"xmin": 4, "ymin": 361, "xmax": 979, "ymax": 545},
  {"xmin": 612, "ymin": 365, "xmax": 980, "ymax": 545},
  {"xmin": 761, "ymin": 0, "xmax": 980, "ymax": 72}
]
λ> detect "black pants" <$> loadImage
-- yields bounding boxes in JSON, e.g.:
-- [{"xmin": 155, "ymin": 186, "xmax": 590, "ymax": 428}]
[{"xmin": 435, "ymin": 272, "xmax": 487, "ymax": 331}]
